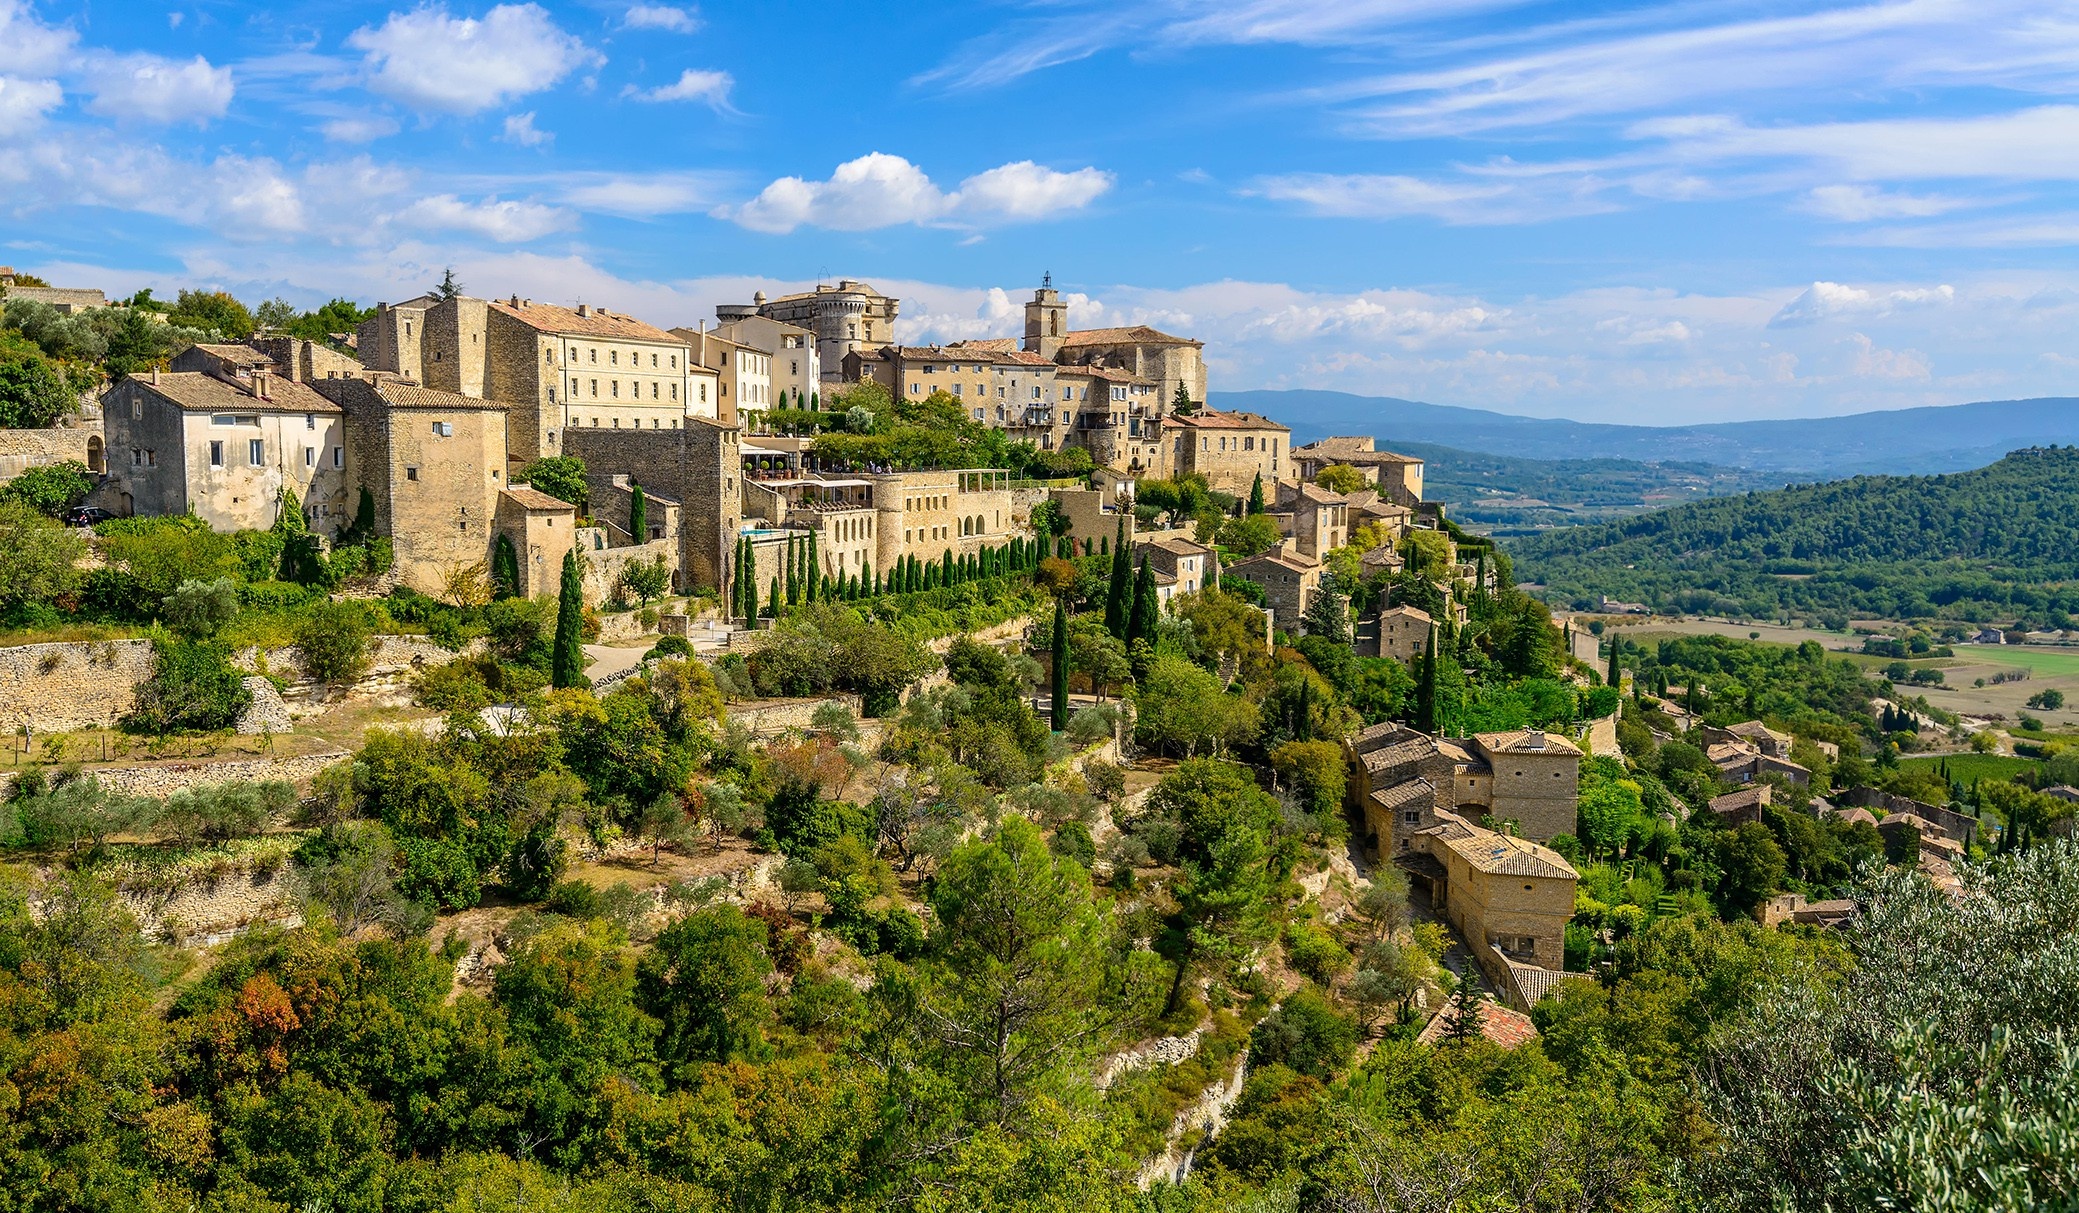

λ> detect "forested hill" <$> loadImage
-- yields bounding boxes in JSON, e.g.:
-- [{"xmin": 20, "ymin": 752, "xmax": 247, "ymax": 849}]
[{"xmin": 1507, "ymin": 446, "xmax": 2079, "ymax": 625}]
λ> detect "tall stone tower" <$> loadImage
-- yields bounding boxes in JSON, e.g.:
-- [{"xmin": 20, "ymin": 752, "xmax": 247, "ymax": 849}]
[{"xmin": 1023, "ymin": 275, "xmax": 1068, "ymax": 360}]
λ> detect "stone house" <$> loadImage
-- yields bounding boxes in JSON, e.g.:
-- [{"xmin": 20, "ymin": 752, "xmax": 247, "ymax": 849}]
[
  {"xmin": 1396, "ymin": 808, "xmax": 1577, "ymax": 992},
  {"xmin": 1372, "ymin": 604, "xmax": 1433, "ymax": 663},
  {"xmin": 562, "ymin": 419, "xmax": 743, "ymax": 597},
  {"xmin": 742, "ymin": 281, "xmax": 899, "ymax": 379},
  {"xmin": 313, "ymin": 377, "xmax": 512, "ymax": 596},
  {"xmin": 1166, "ymin": 409, "xmax": 1290, "ymax": 495},
  {"xmin": 1760, "ymin": 892, "xmax": 1858, "ymax": 929},
  {"xmin": 1466, "ymin": 729, "xmax": 1583, "ymax": 841},
  {"xmin": 674, "ymin": 326, "xmax": 771, "ymax": 421},
  {"xmin": 493, "ymin": 487, "xmax": 578, "ymax": 598},
  {"xmin": 1702, "ymin": 721, "xmax": 1794, "ymax": 758},
  {"xmin": 1290, "ymin": 435, "xmax": 1426, "ymax": 505},
  {"xmin": 709, "ymin": 311, "xmax": 822, "ymax": 406},
  {"xmin": 1223, "ymin": 548, "xmax": 1320, "ymax": 631},
  {"xmin": 1135, "ymin": 536, "xmax": 1217, "ymax": 605},
  {"xmin": 1707, "ymin": 785, "xmax": 1771, "ymax": 826},
  {"xmin": 1346, "ymin": 722, "xmax": 1581, "ymax": 852},
  {"xmin": 1839, "ymin": 787, "xmax": 1979, "ymax": 848},
  {"xmin": 99, "ymin": 366, "xmax": 348, "ymax": 531},
  {"xmin": 1269, "ymin": 480, "xmax": 1349, "ymax": 559}
]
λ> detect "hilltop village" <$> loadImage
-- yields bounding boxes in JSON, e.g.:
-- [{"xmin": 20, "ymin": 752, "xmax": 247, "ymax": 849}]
[{"xmin": 0, "ymin": 268, "xmax": 2059, "ymax": 1211}]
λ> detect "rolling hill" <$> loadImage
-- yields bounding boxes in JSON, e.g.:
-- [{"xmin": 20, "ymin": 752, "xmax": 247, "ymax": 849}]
[
  {"xmin": 1211, "ymin": 389, "xmax": 2079, "ymax": 478},
  {"xmin": 1503, "ymin": 446, "xmax": 2079, "ymax": 626},
  {"xmin": 1384, "ymin": 440, "xmax": 1782, "ymax": 532}
]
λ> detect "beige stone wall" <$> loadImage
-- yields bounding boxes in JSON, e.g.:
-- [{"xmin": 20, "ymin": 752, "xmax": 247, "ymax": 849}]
[
  {"xmin": 1483, "ymin": 749, "xmax": 1579, "ymax": 842},
  {"xmin": 1175, "ymin": 425, "xmax": 1287, "ymax": 494},
  {"xmin": 729, "ymin": 694, "xmax": 864, "ymax": 737},
  {"xmin": 870, "ymin": 470, "xmax": 1018, "ymax": 575},
  {"xmin": 0, "ymin": 639, "xmax": 155, "ymax": 732},
  {"xmin": 380, "ymin": 406, "xmax": 505, "ymax": 595},
  {"xmin": 0, "ymin": 425, "xmax": 100, "ymax": 482},
  {"xmin": 577, "ymin": 534, "xmax": 679, "ymax": 605},
  {"xmin": 1448, "ymin": 860, "xmax": 1572, "ymax": 974}
]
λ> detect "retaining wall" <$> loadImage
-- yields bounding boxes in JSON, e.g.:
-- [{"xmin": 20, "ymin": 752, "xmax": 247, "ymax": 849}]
[{"xmin": 0, "ymin": 639, "xmax": 156, "ymax": 732}]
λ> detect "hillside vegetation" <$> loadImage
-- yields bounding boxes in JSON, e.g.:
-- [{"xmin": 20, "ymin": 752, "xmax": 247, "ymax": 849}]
[
  {"xmin": 1508, "ymin": 447, "xmax": 2079, "ymax": 626},
  {"xmin": 1392, "ymin": 440, "xmax": 1781, "ymax": 531}
]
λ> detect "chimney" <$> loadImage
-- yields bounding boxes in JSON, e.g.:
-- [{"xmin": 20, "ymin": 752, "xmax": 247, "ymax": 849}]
[
  {"xmin": 577, "ymin": 303, "xmax": 592, "ymax": 319},
  {"xmin": 283, "ymin": 343, "xmax": 301, "ymax": 384},
  {"xmin": 150, "ymin": 366, "xmax": 159, "ymax": 385},
  {"xmin": 251, "ymin": 369, "xmax": 270, "ymax": 400},
  {"xmin": 1524, "ymin": 728, "xmax": 1545, "ymax": 750}
]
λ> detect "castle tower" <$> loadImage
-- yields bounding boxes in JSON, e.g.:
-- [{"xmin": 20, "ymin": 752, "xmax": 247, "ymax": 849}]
[{"xmin": 1024, "ymin": 274, "xmax": 1067, "ymax": 360}]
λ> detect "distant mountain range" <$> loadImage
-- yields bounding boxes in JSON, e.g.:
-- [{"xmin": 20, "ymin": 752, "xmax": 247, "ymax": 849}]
[{"xmin": 1210, "ymin": 390, "xmax": 2079, "ymax": 478}]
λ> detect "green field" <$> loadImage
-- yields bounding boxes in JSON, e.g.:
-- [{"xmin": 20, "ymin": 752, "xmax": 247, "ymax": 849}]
[
  {"xmin": 1952, "ymin": 646, "xmax": 2079, "ymax": 678},
  {"xmin": 1897, "ymin": 753, "xmax": 2039, "ymax": 783}
]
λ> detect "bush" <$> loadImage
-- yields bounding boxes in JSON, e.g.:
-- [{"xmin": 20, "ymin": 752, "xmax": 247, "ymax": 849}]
[
  {"xmin": 646, "ymin": 635, "xmax": 693, "ymax": 660},
  {"xmin": 1282, "ymin": 922, "xmax": 1351, "ymax": 985},
  {"xmin": 1247, "ymin": 989, "xmax": 1357, "ymax": 1079},
  {"xmin": 162, "ymin": 577, "xmax": 240, "ymax": 640},
  {"xmin": 295, "ymin": 601, "xmax": 372, "ymax": 685},
  {"xmin": 0, "ymin": 460, "xmax": 92, "ymax": 516},
  {"xmin": 544, "ymin": 879, "xmax": 601, "ymax": 917},
  {"xmin": 125, "ymin": 641, "xmax": 251, "ymax": 733}
]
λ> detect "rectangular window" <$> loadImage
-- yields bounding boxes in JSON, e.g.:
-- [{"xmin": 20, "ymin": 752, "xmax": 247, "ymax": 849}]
[
  {"xmin": 952, "ymin": 383, "xmax": 962, "ymax": 396},
  {"xmin": 406, "ymin": 466, "xmax": 419, "ymax": 481},
  {"xmin": 332, "ymin": 447, "xmax": 344, "ymax": 468},
  {"xmin": 651, "ymin": 352, "xmax": 658, "ymax": 367},
  {"xmin": 248, "ymin": 438, "xmax": 264, "ymax": 466},
  {"xmin": 610, "ymin": 350, "xmax": 618, "ymax": 365},
  {"xmin": 432, "ymin": 421, "xmax": 453, "ymax": 437},
  {"xmin": 131, "ymin": 399, "xmax": 142, "ymax": 419},
  {"xmin": 304, "ymin": 446, "xmax": 315, "ymax": 468},
  {"xmin": 211, "ymin": 413, "xmax": 236, "ymax": 426},
  {"xmin": 209, "ymin": 441, "xmax": 223, "ymax": 467},
  {"xmin": 611, "ymin": 381, "xmax": 620, "ymax": 398},
  {"xmin": 305, "ymin": 413, "xmax": 315, "ymax": 430},
  {"xmin": 590, "ymin": 379, "xmax": 599, "ymax": 397},
  {"xmin": 589, "ymin": 348, "xmax": 596, "ymax": 363}
]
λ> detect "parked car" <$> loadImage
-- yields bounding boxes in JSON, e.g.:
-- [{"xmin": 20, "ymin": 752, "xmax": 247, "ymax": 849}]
[{"xmin": 61, "ymin": 505, "xmax": 115, "ymax": 527}]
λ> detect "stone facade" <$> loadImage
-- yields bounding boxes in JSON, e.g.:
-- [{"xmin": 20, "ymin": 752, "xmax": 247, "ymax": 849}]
[
  {"xmin": 494, "ymin": 487, "xmax": 578, "ymax": 598},
  {"xmin": 1291, "ymin": 436, "xmax": 1426, "ymax": 505},
  {"xmin": 1373, "ymin": 604, "xmax": 1433, "ymax": 663},
  {"xmin": 1399, "ymin": 809, "xmax": 1576, "ymax": 980},
  {"xmin": 744, "ymin": 280, "xmax": 899, "ymax": 377},
  {"xmin": 0, "ymin": 424, "xmax": 101, "ymax": 483},
  {"xmin": 0, "ymin": 639, "xmax": 156, "ymax": 732},
  {"xmin": 99, "ymin": 369, "xmax": 350, "ymax": 530},
  {"xmin": 563, "ymin": 419, "xmax": 742, "ymax": 597},
  {"xmin": 315, "ymin": 378, "xmax": 509, "ymax": 596},
  {"xmin": 675, "ymin": 327, "xmax": 772, "ymax": 421},
  {"xmin": 1166, "ymin": 410, "xmax": 1290, "ymax": 494},
  {"xmin": 711, "ymin": 314, "xmax": 822, "ymax": 408},
  {"xmin": 1224, "ymin": 549, "xmax": 1320, "ymax": 631},
  {"xmin": 1470, "ymin": 729, "xmax": 1583, "ymax": 841},
  {"xmin": 1270, "ymin": 480, "xmax": 1349, "ymax": 560}
]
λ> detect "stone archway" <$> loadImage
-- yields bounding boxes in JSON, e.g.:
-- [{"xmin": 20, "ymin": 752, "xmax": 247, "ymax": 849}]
[{"xmin": 85, "ymin": 435, "xmax": 104, "ymax": 472}]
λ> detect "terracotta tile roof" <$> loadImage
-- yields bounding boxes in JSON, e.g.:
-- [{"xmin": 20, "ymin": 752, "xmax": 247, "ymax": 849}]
[
  {"xmin": 130, "ymin": 371, "xmax": 341, "ymax": 413},
  {"xmin": 1278, "ymin": 480, "xmax": 1348, "ymax": 506},
  {"xmin": 190, "ymin": 343, "xmax": 275, "ymax": 367},
  {"xmin": 1363, "ymin": 738, "xmax": 1437, "ymax": 774},
  {"xmin": 1140, "ymin": 536, "xmax": 1213, "ymax": 557},
  {"xmin": 1350, "ymin": 720, "xmax": 1407, "ymax": 747},
  {"xmin": 1059, "ymin": 324, "xmax": 1201, "ymax": 347},
  {"xmin": 1437, "ymin": 822, "xmax": 1577, "ymax": 879},
  {"xmin": 1369, "ymin": 778, "xmax": 1434, "ymax": 811},
  {"xmin": 1166, "ymin": 409, "xmax": 1289, "ymax": 432},
  {"xmin": 1229, "ymin": 550, "xmax": 1319, "ymax": 574},
  {"xmin": 956, "ymin": 337, "xmax": 1018, "ymax": 353},
  {"xmin": 1727, "ymin": 720, "xmax": 1792, "ymax": 744},
  {"xmin": 1710, "ymin": 787, "xmax": 1770, "ymax": 815},
  {"xmin": 1476, "ymin": 729, "xmax": 1583, "ymax": 756},
  {"xmin": 490, "ymin": 300, "xmax": 681, "ymax": 343},
  {"xmin": 1830, "ymin": 806, "xmax": 1879, "ymax": 827},
  {"xmin": 1378, "ymin": 604, "xmax": 1433, "ymax": 623},
  {"xmin": 312, "ymin": 378, "xmax": 509, "ymax": 413},
  {"xmin": 502, "ymin": 487, "xmax": 575, "ymax": 512},
  {"xmin": 1500, "ymin": 956, "xmax": 1574, "ymax": 1006},
  {"xmin": 1417, "ymin": 998, "xmax": 1539, "ymax": 1048}
]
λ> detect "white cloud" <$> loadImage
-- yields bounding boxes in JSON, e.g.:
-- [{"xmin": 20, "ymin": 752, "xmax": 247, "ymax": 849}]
[
  {"xmin": 0, "ymin": 0, "xmax": 77, "ymax": 76},
  {"xmin": 1799, "ymin": 184, "xmax": 1971, "ymax": 222},
  {"xmin": 623, "ymin": 4, "xmax": 697, "ymax": 32},
  {"xmin": 1637, "ymin": 106, "xmax": 2079, "ymax": 182},
  {"xmin": 628, "ymin": 68, "xmax": 732, "ymax": 107},
  {"xmin": 728, "ymin": 153, "xmax": 1112, "ymax": 233},
  {"xmin": 1249, "ymin": 171, "xmax": 1617, "ymax": 225},
  {"xmin": 558, "ymin": 170, "xmax": 722, "ymax": 216},
  {"xmin": 1771, "ymin": 281, "xmax": 1955, "ymax": 327},
  {"xmin": 0, "ymin": 76, "xmax": 63, "ymax": 138},
  {"xmin": 320, "ymin": 114, "xmax": 401, "ymax": 143},
  {"xmin": 500, "ymin": 111, "xmax": 551, "ymax": 146},
  {"xmin": 391, "ymin": 193, "xmax": 572, "ymax": 241},
  {"xmin": 348, "ymin": 3, "xmax": 601, "ymax": 115},
  {"xmin": 951, "ymin": 161, "xmax": 1113, "ymax": 221},
  {"xmin": 81, "ymin": 52, "xmax": 232, "ymax": 124}
]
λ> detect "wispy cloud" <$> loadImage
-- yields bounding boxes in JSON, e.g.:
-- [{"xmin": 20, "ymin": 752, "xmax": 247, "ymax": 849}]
[
  {"xmin": 626, "ymin": 68, "xmax": 733, "ymax": 108},
  {"xmin": 726, "ymin": 153, "xmax": 1112, "ymax": 233},
  {"xmin": 623, "ymin": 4, "xmax": 699, "ymax": 33}
]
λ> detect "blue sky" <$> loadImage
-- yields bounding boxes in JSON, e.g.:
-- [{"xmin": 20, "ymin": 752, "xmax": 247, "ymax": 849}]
[{"xmin": 5, "ymin": 0, "xmax": 2079, "ymax": 423}]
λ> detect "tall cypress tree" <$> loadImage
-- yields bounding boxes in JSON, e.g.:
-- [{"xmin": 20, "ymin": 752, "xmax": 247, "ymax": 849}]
[
  {"xmin": 1105, "ymin": 518, "xmax": 1132, "ymax": 637},
  {"xmin": 768, "ymin": 576, "xmax": 781, "ymax": 618},
  {"xmin": 1415, "ymin": 624, "xmax": 1439, "ymax": 733},
  {"xmin": 629, "ymin": 484, "xmax": 647, "ymax": 543},
  {"xmin": 806, "ymin": 531, "xmax": 820, "ymax": 603},
  {"xmin": 491, "ymin": 533, "xmax": 520, "ymax": 600},
  {"xmin": 1127, "ymin": 556, "xmax": 1158, "ymax": 648},
  {"xmin": 942, "ymin": 551, "xmax": 956, "ymax": 587},
  {"xmin": 550, "ymin": 548, "xmax": 585, "ymax": 688},
  {"xmin": 1051, "ymin": 593, "xmax": 1070, "ymax": 732},
  {"xmin": 1606, "ymin": 638, "xmax": 1621, "ymax": 691},
  {"xmin": 1247, "ymin": 472, "xmax": 1265, "ymax": 516}
]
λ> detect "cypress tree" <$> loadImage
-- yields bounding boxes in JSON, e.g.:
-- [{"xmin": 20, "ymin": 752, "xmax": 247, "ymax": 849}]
[
  {"xmin": 1127, "ymin": 556, "xmax": 1158, "ymax": 648},
  {"xmin": 550, "ymin": 548, "xmax": 585, "ymax": 688},
  {"xmin": 491, "ymin": 533, "xmax": 520, "ymax": 599},
  {"xmin": 351, "ymin": 485, "xmax": 376, "ymax": 538},
  {"xmin": 1100, "ymin": 535, "xmax": 1109, "ymax": 556},
  {"xmin": 629, "ymin": 484, "xmax": 647, "ymax": 543},
  {"xmin": 768, "ymin": 576, "xmax": 781, "ymax": 618},
  {"xmin": 1416, "ymin": 624, "xmax": 1439, "ymax": 733},
  {"xmin": 806, "ymin": 531, "xmax": 820, "ymax": 603},
  {"xmin": 809, "ymin": 391, "xmax": 820, "ymax": 411},
  {"xmin": 1105, "ymin": 519, "xmax": 1132, "ymax": 637},
  {"xmin": 1051, "ymin": 593, "xmax": 1070, "ymax": 732},
  {"xmin": 1247, "ymin": 472, "xmax": 1265, "ymax": 516},
  {"xmin": 862, "ymin": 561, "xmax": 874, "ymax": 595},
  {"xmin": 1606, "ymin": 639, "xmax": 1621, "ymax": 691},
  {"xmin": 942, "ymin": 551, "xmax": 956, "ymax": 587}
]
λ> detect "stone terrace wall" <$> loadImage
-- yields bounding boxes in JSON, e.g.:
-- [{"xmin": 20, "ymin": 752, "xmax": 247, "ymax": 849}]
[
  {"xmin": 0, "ymin": 750, "xmax": 347, "ymax": 800},
  {"xmin": 0, "ymin": 639, "xmax": 155, "ymax": 731},
  {"xmin": 238, "ymin": 635, "xmax": 483, "ymax": 710},
  {"xmin": 0, "ymin": 424, "xmax": 98, "ymax": 482},
  {"xmin": 579, "ymin": 535, "xmax": 678, "ymax": 608},
  {"xmin": 729, "ymin": 695, "xmax": 864, "ymax": 737},
  {"xmin": 115, "ymin": 858, "xmax": 303, "ymax": 946}
]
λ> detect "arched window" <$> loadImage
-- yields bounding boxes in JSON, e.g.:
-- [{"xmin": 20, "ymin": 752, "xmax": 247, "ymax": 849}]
[{"xmin": 85, "ymin": 435, "xmax": 104, "ymax": 472}]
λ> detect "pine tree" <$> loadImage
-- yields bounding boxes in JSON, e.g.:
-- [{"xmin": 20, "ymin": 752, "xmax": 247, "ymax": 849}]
[
  {"xmin": 629, "ymin": 483, "xmax": 647, "ymax": 543},
  {"xmin": 1416, "ymin": 624, "xmax": 1439, "ymax": 733},
  {"xmin": 491, "ymin": 533, "xmax": 520, "ymax": 599},
  {"xmin": 1127, "ymin": 557, "xmax": 1158, "ymax": 649},
  {"xmin": 1247, "ymin": 472, "xmax": 1265, "ymax": 516},
  {"xmin": 1051, "ymin": 593, "xmax": 1070, "ymax": 732},
  {"xmin": 1106, "ymin": 519, "xmax": 1133, "ymax": 637},
  {"xmin": 550, "ymin": 549, "xmax": 585, "ymax": 689},
  {"xmin": 1171, "ymin": 382, "xmax": 1196, "ymax": 415}
]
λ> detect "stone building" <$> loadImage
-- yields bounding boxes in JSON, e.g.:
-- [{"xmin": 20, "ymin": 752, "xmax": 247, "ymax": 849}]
[
  {"xmin": 1347, "ymin": 722, "xmax": 1583, "ymax": 852},
  {"xmin": 1269, "ymin": 480, "xmax": 1349, "ymax": 559},
  {"xmin": 741, "ymin": 281, "xmax": 899, "ymax": 378},
  {"xmin": 1291, "ymin": 436, "xmax": 1426, "ymax": 506},
  {"xmin": 313, "ymin": 378, "xmax": 512, "ymax": 595},
  {"xmin": 0, "ymin": 269, "xmax": 109, "ymax": 314},
  {"xmin": 357, "ymin": 294, "xmax": 699, "ymax": 461},
  {"xmin": 1135, "ymin": 536, "xmax": 1217, "ymax": 605},
  {"xmin": 1466, "ymin": 729, "xmax": 1584, "ymax": 841},
  {"xmin": 1372, "ymin": 604, "xmax": 1433, "ymax": 663},
  {"xmin": 710, "ymin": 313, "xmax": 822, "ymax": 407},
  {"xmin": 1396, "ymin": 809, "xmax": 1576, "ymax": 990},
  {"xmin": 563, "ymin": 419, "xmax": 744, "ymax": 597},
  {"xmin": 1166, "ymin": 410, "xmax": 1290, "ymax": 494},
  {"xmin": 493, "ymin": 486, "xmax": 578, "ymax": 598},
  {"xmin": 246, "ymin": 336, "xmax": 363, "ymax": 382},
  {"xmin": 1223, "ymin": 548, "xmax": 1320, "ymax": 631},
  {"xmin": 674, "ymin": 326, "xmax": 771, "ymax": 421},
  {"xmin": 99, "ymin": 366, "xmax": 348, "ymax": 531}
]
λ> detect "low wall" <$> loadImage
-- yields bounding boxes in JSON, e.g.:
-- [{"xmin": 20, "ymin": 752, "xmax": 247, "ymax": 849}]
[
  {"xmin": 239, "ymin": 635, "xmax": 483, "ymax": 711},
  {"xmin": 0, "ymin": 639, "xmax": 156, "ymax": 732},
  {"xmin": 0, "ymin": 750, "xmax": 347, "ymax": 801},
  {"xmin": 0, "ymin": 424, "xmax": 99, "ymax": 483},
  {"xmin": 729, "ymin": 694, "xmax": 863, "ymax": 737},
  {"xmin": 580, "ymin": 537, "xmax": 678, "ymax": 608},
  {"xmin": 109, "ymin": 851, "xmax": 304, "ymax": 946}
]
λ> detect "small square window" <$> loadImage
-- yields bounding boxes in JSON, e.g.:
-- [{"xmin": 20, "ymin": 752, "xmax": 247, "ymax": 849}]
[{"xmin": 406, "ymin": 466, "xmax": 419, "ymax": 481}]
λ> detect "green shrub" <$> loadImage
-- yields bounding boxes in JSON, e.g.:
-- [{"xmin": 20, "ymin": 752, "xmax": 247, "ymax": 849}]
[
  {"xmin": 125, "ymin": 641, "xmax": 251, "ymax": 733},
  {"xmin": 1282, "ymin": 922, "xmax": 1352, "ymax": 985},
  {"xmin": 0, "ymin": 460, "xmax": 92, "ymax": 516},
  {"xmin": 545, "ymin": 879, "xmax": 601, "ymax": 917},
  {"xmin": 295, "ymin": 600, "xmax": 372, "ymax": 685},
  {"xmin": 1247, "ymin": 989, "xmax": 1357, "ymax": 1079}
]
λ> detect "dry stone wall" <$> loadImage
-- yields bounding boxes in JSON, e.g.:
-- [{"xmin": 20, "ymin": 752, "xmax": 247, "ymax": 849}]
[
  {"xmin": 0, "ymin": 639, "xmax": 155, "ymax": 732},
  {"xmin": 0, "ymin": 750, "xmax": 347, "ymax": 801},
  {"xmin": 0, "ymin": 424, "xmax": 99, "ymax": 482}
]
